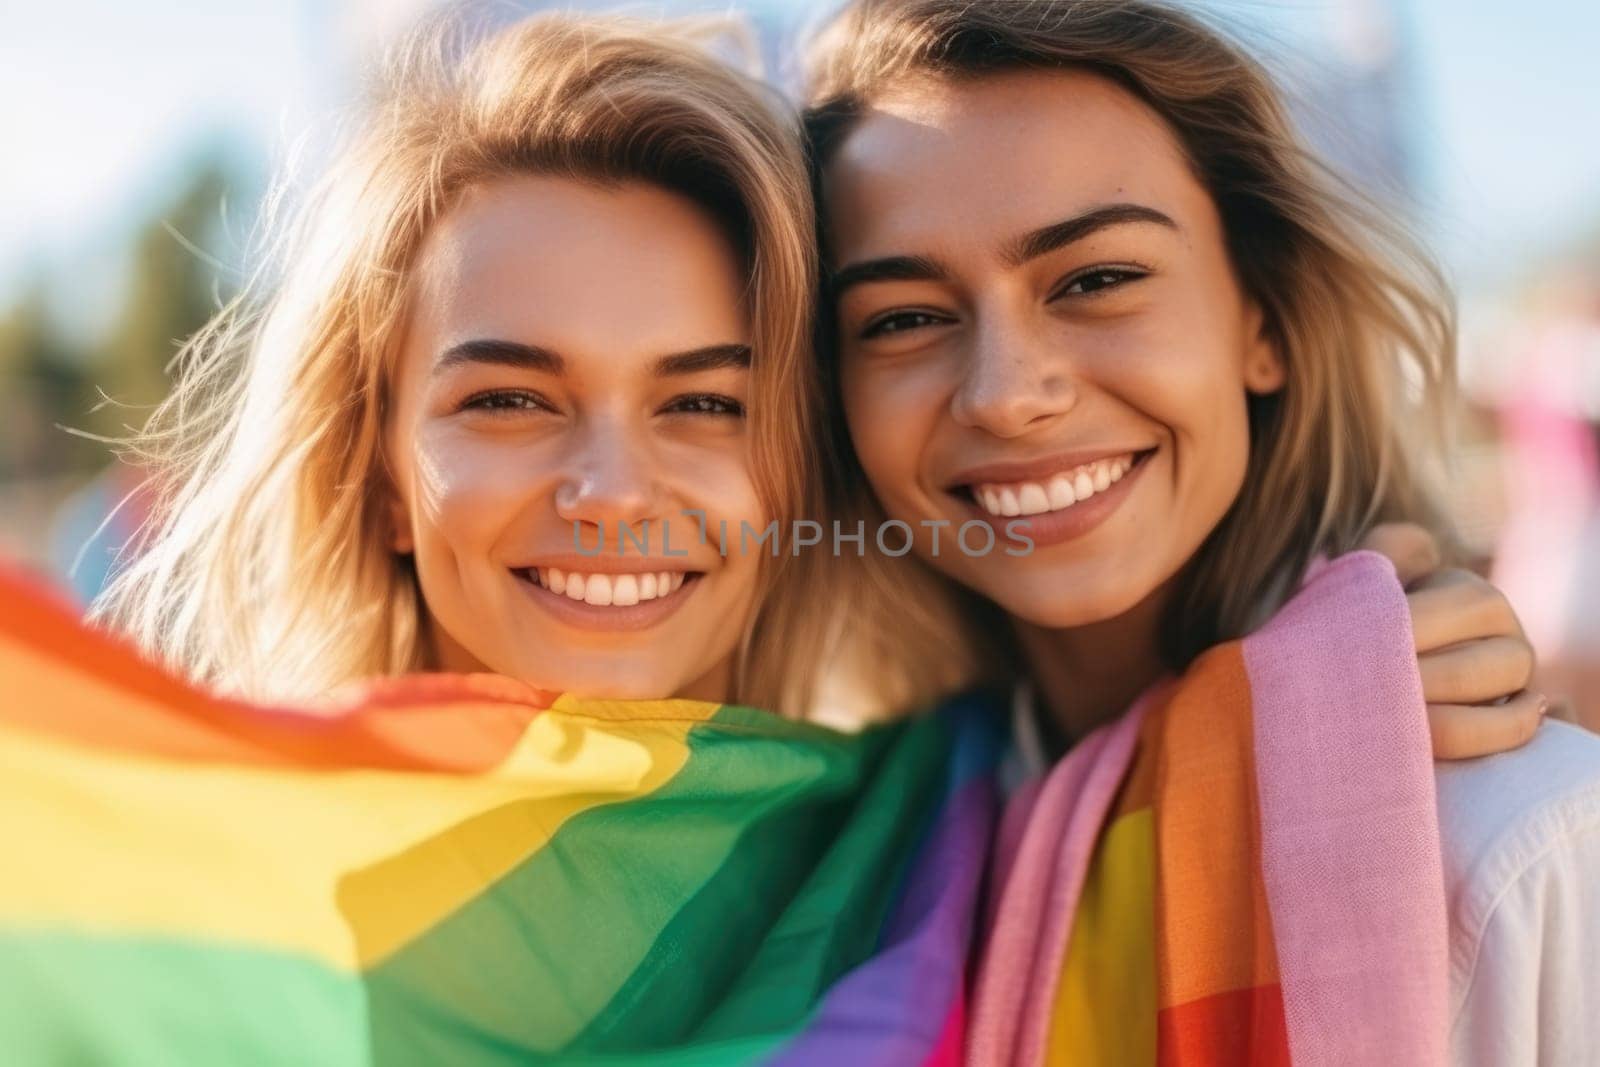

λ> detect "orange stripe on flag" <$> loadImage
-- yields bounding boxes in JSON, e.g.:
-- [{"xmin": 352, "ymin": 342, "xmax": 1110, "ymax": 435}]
[
  {"xmin": 1149, "ymin": 645, "xmax": 1280, "ymax": 1007},
  {"xmin": 0, "ymin": 564, "xmax": 553, "ymax": 772}
]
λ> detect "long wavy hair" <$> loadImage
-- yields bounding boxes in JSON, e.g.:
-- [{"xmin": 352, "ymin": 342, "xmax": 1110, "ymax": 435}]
[
  {"xmin": 802, "ymin": 0, "xmax": 1457, "ymax": 708},
  {"xmin": 96, "ymin": 12, "xmax": 830, "ymax": 711}
]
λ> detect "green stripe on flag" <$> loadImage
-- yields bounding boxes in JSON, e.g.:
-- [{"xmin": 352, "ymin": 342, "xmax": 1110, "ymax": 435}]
[
  {"xmin": 0, "ymin": 932, "xmax": 370, "ymax": 1067},
  {"xmin": 358, "ymin": 708, "xmax": 904, "ymax": 1063}
]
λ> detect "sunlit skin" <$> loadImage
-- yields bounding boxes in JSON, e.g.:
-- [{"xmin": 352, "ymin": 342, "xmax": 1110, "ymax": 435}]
[
  {"xmin": 826, "ymin": 70, "xmax": 1285, "ymax": 732},
  {"xmin": 384, "ymin": 176, "xmax": 767, "ymax": 701},
  {"xmin": 824, "ymin": 69, "xmax": 1539, "ymax": 747}
]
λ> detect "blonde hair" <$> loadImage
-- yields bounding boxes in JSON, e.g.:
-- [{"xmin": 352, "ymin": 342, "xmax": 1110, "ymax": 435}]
[
  {"xmin": 97, "ymin": 12, "xmax": 829, "ymax": 711},
  {"xmin": 803, "ymin": 0, "xmax": 1457, "ymax": 707}
]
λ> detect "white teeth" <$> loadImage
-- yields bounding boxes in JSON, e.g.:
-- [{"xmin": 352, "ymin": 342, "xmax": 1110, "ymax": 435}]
[
  {"xmin": 528, "ymin": 567, "xmax": 691, "ymax": 607},
  {"xmin": 1017, "ymin": 483, "xmax": 1050, "ymax": 516},
  {"xmin": 971, "ymin": 452, "xmax": 1142, "ymax": 519}
]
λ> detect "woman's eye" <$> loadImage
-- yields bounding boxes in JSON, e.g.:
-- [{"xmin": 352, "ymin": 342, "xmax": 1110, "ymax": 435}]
[
  {"xmin": 460, "ymin": 390, "xmax": 550, "ymax": 413},
  {"xmin": 663, "ymin": 393, "xmax": 745, "ymax": 417},
  {"xmin": 1057, "ymin": 267, "xmax": 1147, "ymax": 298},
  {"xmin": 860, "ymin": 310, "xmax": 949, "ymax": 339}
]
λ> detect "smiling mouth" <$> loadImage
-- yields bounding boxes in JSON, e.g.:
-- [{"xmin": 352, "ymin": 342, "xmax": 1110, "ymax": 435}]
[
  {"xmin": 956, "ymin": 449, "xmax": 1156, "ymax": 517},
  {"xmin": 511, "ymin": 566, "xmax": 698, "ymax": 607}
]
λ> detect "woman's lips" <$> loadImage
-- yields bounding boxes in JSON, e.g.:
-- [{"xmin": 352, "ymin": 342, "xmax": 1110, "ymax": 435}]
[
  {"xmin": 950, "ymin": 448, "xmax": 1156, "ymax": 549},
  {"xmin": 510, "ymin": 566, "xmax": 702, "ymax": 631},
  {"xmin": 965, "ymin": 450, "xmax": 1143, "ymax": 517}
]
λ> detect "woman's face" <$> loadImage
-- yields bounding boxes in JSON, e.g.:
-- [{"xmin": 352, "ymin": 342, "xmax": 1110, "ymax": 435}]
[
  {"xmin": 824, "ymin": 69, "xmax": 1284, "ymax": 628},
  {"xmin": 385, "ymin": 175, "xmax": 767, "ymax": 700}
]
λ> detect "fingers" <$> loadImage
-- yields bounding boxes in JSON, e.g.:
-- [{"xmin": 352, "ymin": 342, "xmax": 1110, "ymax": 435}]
[
  {"xmin": 1418, "ymin": 635, "xmax": 1536, "ymax": 705},
  {"xmin": 1407, "ymin": 568, "xmax": 1524, "ymax": 653},
  {"xmin": 1367, "ymin": 525, "xmax": 1546, "ymax": 761},
  {"xmin": 1360, "ymin": 522, "xmax": 1442, "ymax": 588},
  {"xmin": 1427, "ymin": 690, "xmax": 1545, "ymax": 760}
]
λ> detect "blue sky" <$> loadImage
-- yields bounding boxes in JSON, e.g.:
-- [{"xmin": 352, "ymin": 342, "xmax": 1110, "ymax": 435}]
[
  {"xmin": 3, "ymin": 0, "xmax": 1597, "ymax": 314},
  {"xmin": 1404, "ymin": 0, "xmax": 1600, "ymax": 285}
]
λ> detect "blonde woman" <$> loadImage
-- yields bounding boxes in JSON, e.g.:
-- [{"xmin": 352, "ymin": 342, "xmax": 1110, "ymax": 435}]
[
  {"xmin": 804, "ymin": 0, "xmax": 1600, "ymax": 1062},
  {"xmin": 93, "ymin": 13, "xmax": 839, "ymax": 713}
]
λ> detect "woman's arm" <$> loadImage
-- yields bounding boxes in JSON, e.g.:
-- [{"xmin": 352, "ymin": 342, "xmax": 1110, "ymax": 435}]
[{"xmin": 1361, "ymin": 523, "xmax": 1544, "ymax": 759}]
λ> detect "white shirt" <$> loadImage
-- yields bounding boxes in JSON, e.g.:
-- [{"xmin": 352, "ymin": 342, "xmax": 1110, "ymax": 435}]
[{"xmin": 1436, "ymin": 718, "xmax": 1600, "ymax": 1066}]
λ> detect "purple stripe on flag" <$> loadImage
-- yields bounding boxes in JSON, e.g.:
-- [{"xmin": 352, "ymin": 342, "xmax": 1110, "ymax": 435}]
[{"xmin": 768, "ymin": 701, "xmax": 1000, "ymax": 1066}]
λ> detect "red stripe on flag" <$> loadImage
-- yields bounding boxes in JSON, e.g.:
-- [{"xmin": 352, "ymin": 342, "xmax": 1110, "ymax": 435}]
[{"xmin": 1156, "ymin": 984, "xmax": 1290, "ymax": 1067}]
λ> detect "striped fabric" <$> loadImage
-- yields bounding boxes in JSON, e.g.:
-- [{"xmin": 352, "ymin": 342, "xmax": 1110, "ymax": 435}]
[
  {"xmin": 969, "ymin": 552, "xmax": 1451, "ymax": 1067},
  {"xmin": 0, "ymin": 566, "xmax": 1003, "ymax": 1066}
]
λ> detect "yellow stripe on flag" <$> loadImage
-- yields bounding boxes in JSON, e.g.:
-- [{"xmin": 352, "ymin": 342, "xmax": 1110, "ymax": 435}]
[
  {"xmin": 0, "ymin": 695, "xmax": 716, "ymax": 969},
  {"xmin": 1047, "ymin": 807, "xmax": 1157, "ymax": 1067}
]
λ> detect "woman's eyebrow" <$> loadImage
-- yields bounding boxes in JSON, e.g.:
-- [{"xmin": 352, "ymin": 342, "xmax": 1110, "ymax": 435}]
[
  {"xmin": 828, "ymin": 254, "xmax": 949, "ymax": 299},
  {"xmin": 653, "ymin": 343, "xmax": 752, "ymax": 376},
  {"xmin": 1004, "ymin": 203, "xmax": 1179, "ymax": 267},
  {"xmin": 433, "ymin": 338, "xmax": 564, "ymax": 376}
]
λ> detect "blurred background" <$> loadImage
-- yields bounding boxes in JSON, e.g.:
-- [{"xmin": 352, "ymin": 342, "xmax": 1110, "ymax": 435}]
[{"xmin": 2, "ymin": 0, "xmax": 1597, "ymax": 723}]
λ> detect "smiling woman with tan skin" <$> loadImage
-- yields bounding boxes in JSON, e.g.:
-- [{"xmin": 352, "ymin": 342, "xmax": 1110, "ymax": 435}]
[
  {"xmin": 805, "ymin": 0, "xmax": 1600, "ymax": 1060},
  {"xmin": 807, "ymin": 24, "xmax": 1542, "ymax": 757}
]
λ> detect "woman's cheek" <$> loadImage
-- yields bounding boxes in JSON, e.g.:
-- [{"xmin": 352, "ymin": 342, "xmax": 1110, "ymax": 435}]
[
  {"xmin": 1140, "ymin": 354, "xmax": 1255, "ymax": 523},
  {"xmin": 413, "ymin": 429, "xmax": 545, "ymax": 552},
  {"xmin": 844, "ymin": 365, "xmax": 929, "ymax": 489},
  {"xmin": 691, "ymin": 447, "xmax": 769, "ymax": 539}
]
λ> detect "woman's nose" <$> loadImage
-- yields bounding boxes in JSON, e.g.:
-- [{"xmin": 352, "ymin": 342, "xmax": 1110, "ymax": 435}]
[
  {"xmin": 552, "ymin": 425, "xmax": 662, "ymax": 532},
  {"xmin": 949, "ymin": 320, "xmax": 1077, "ymax": 437}
]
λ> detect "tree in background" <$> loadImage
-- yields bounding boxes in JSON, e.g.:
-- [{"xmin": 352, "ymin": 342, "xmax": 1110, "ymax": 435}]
[
  {"xmin": 90, "ymin": 150, "xmax": 247, "ymax": 448},
  {"xmin": 0, "ymin": 144, "xmax": 254, "ymax": 481},
  {"xmin": 0, "ymin": 279, "xmax": 96, "ymax": 479},
  {"xmin": 0, "ymin": 141, "xmax": 258, "ymax": 577}
]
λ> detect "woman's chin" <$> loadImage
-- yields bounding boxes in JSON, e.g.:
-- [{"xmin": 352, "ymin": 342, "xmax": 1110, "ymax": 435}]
[{"xmin": 984, "ymin": 570, "xmax": 1164, "ymax": 632}]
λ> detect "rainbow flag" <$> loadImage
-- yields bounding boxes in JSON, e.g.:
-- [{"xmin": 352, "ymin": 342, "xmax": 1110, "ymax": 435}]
[
  {"xmin": 968, "ymin": 552, "xmax": 1451, "ymax": 1066},
  {"xmin": 0, "ymin": 567, "xmax": 1003, "ymax": 1065}
]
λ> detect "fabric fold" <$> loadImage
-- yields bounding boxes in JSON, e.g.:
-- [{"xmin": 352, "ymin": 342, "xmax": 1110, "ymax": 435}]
[
  {"xmin": 0, "ymin": 566, "xmax": 1005, "ymax": 1066},
  {"xmin": 970, "ymin": 551, "xmax": 1448, "ymax": 1066}
]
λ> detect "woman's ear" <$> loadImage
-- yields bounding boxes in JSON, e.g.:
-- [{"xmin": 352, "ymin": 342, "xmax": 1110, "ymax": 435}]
[{"xmin": 1242, "ymin": 302, "xmax": 1287, "ymax": 395}]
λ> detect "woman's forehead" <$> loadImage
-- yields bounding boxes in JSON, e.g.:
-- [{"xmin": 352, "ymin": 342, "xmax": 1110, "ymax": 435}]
[
  {"xmin": 405, "ymin": 176, "xmax": 749, "ymax": 363},
  {"xmin": 821, "ymin": 69, "xmax": 1204, "ymax": 264}
]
